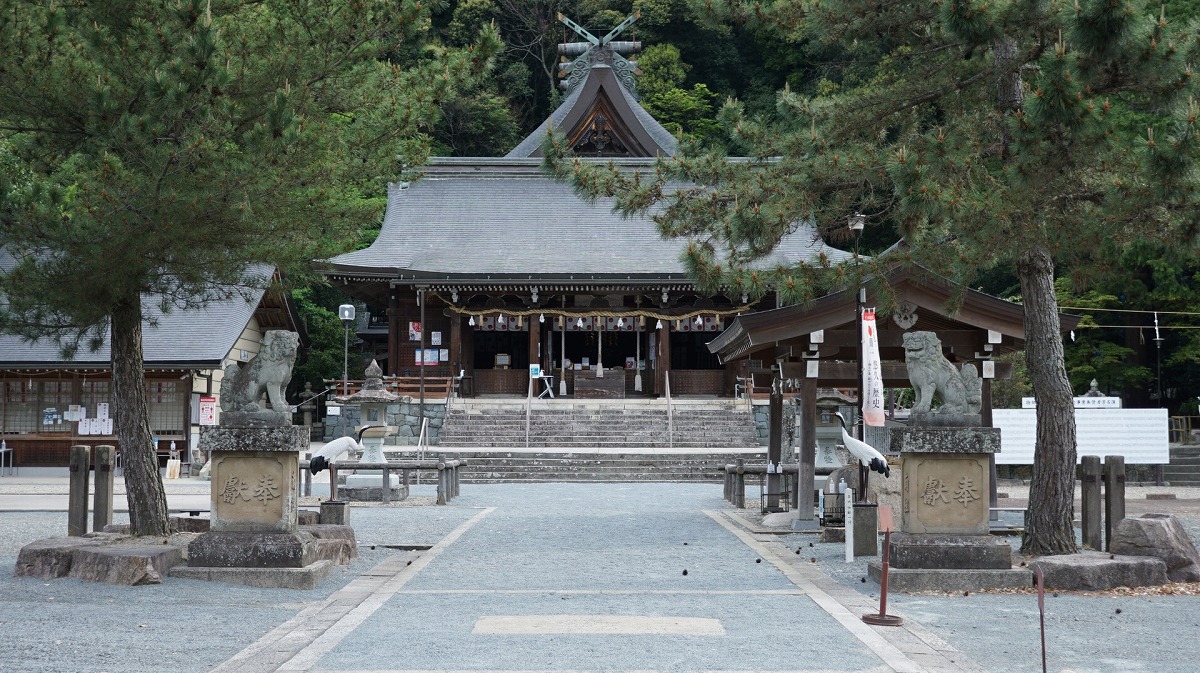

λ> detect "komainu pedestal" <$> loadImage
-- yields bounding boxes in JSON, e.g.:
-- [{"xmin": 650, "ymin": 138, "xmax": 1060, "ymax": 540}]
[
  {"xmin": 187, "ymin": 423, "xmax": 313, "ymax": 569},
  {"xmin": 868, "ymin": 420, "xmax": 1032, "ymax": 591}
]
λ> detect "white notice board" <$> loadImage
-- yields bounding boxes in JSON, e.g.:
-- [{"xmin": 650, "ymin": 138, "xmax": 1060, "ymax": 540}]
[{"xmin": 992, "ymin": 408, "xmax": 1169, "ymax": 465}]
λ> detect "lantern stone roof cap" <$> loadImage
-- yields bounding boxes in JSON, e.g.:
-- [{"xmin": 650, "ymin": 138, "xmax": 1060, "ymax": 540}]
[{"xmin": 334, "ymin": 360, "xmax": 399, "ymax": 404}]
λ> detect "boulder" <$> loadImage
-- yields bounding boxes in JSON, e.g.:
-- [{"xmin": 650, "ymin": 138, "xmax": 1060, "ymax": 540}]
[
  {"xmin": 15, "ymin": 534, "xmax": 184, "ymax": 586},
  {"xmin": 1028, "ymin": 551, "xmax": 1167, "ymax": 591},
  {"xmin": 300, "ymin": 523, "xmax": 358, "ymax": 561},
  {"xmin": 68, "ymin": 544, "xmax": 183, "ymax": 586},
  {"xmin": 1111, "ymin": 514, "xmax": 1200, "ymax": 582},
  {"xmin": 14, "ymin": 537, "xmax": 108, "ymax": 579}
]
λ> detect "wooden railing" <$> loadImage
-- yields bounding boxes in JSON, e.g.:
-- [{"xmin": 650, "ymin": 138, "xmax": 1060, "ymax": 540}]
[{"xmin": 324, "ymin": 376, "xmax": 456, "ymax": 399}]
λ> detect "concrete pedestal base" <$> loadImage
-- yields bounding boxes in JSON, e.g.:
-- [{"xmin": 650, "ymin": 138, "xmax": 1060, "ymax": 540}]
[
  {"xmin": 171, "ymin": 560, "xmax": 336, "ymax": 589},
  {"xmin": 867, "ymin": 562, "xmax": 1033, "ymax": 592},
  {"xmin": 887, "ymin": 533, "xmax": 1013, "ymax": 569},
  {"xmin": 188, "ymin": 531, "xmax": 320, "ymax": 568}
]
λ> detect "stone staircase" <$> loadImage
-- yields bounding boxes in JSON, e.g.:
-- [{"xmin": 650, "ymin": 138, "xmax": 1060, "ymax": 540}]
[
  {"xmin": 403, "ymin": 398, "xmax": 765, "ymax": 482},
  {"xmin": 1162, "ymin": 445, "xmax": 1200, "ymax": 486}
]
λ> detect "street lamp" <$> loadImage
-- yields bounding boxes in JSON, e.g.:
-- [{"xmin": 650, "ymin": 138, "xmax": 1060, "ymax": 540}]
[
  {"xmin": 338, "ymin": 304, "xmax": 356, "ymax": 396},
  {"xmin": 849, "ymin": 213, "xmax": 868, "ymax": 504}
]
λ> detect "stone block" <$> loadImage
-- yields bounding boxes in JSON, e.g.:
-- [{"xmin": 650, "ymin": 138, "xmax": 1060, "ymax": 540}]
[
  {"xmin": 821, "ymin": 527, "xmax": 846, "ymax": 543},
  {"xmin": 1110, "ymin": 514, "xmax": 1200, "ymax": 582},
  {"xmin": 853, "ymin": 504, "xmax": 879, "ymax": 557},
  {"xmin": 14, "ymin": 537, "xmax": 110, "ymax": 579},
  {"xmin": 187, "ymin": 531, "xmax": 319, "ymax": 568},
  {"xmin": 1028, "ymin": 551, "xmax": 1168, "ymax": 590},
  {"xmin": 170, "ymin": 560, "xmax": 335, "ymax": 589},
  {"xmin": 867, "ymin": 563, "xmax": 1032, "ymax": 592},
  {"xmin": 900, "ymin": 454, "xmax": 990, "ymax": 535},
  {"xmin": 68, "ymin": 544, "xmax": 183, "ymax": 586},
  {"xmin": 200, "ymin": 424, "xmax": 309, "ymax": 452},
  {"xmin": 907, "ymin": 412, "xmax": 983, "ymax": 428},
  {"xmin": 890, "ymin": 426, "xmax": 1000, "ymax": 454},
  {"xmin": 298, "ymin": 510, "xmax": 321, "ymax": 525},
  {"xmin": 888, "ymin": 533, "xmax": 1013, "ymax": 569},
  {"xmin": 171, "ymin": 515, "xmax": 211, "ymax": 533},
  {"xmin": 209, "ymin": 450, "xmax": 300, "ymax": 533},
  {"xmin": 300, "ymin": 524, "xmax": 357, "ymax": 560}
]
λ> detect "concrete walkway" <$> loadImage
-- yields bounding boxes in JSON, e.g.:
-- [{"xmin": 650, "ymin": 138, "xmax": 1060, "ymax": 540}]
[
  {"xmin": 2, "ymin": 480, "xmax": 1198, "ymax": 673},
  {"xmin": 209, "ymin": 484, "xmax": 961, "ymax": 673}
]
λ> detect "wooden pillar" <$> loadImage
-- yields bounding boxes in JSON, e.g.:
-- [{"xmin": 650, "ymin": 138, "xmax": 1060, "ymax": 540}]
[
  {"xmin": 528, "ymin": 318, "xmax": 540, "ymax": 370},
  {"xmin": 387, "ymin": 289, "xmax": 402, "ymax": 376},
  {"xmin": 1081, "ymin": 455, "xmax": 1103, "ymax": 550},
  {"xmin": 656, "ymin": 321, "xmax": 671, "ymax": 396},
  {"xmin": 450, "ymin": 312, "xmax": 463, "ymax": 374}
]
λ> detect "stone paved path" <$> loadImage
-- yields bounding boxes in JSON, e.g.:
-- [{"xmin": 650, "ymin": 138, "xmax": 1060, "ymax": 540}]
[{"xmin": 210, "ymin": 483, "xmax": 979, "ymax": 673}]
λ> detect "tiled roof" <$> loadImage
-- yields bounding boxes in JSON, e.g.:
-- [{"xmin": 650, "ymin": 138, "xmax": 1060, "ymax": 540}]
[
  {"xmin": 0, "ymin": 255, "xmax": 272, "ymax": 368},
  {"xmin": 325, "ymin": 159, "xmax": 853, "ymax": 281}
]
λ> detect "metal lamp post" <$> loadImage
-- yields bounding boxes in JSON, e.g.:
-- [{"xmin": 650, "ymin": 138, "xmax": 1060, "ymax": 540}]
[
  {"xmin": 338, "ymin": 304, "xmax": 356, "ymax": 396},
  {"xmin": 848, "ymin": 213, "xmax": 868, "ymax": 504}
]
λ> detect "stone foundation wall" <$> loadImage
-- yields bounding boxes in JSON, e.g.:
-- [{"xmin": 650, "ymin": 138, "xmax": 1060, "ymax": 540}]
[{"xmin": 322, "ymin": 400, "xmax": 447, "ymax": 445}]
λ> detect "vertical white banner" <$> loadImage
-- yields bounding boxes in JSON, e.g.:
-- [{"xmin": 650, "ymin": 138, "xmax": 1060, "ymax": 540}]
[{"xmin": 862, "ymin": 308, "xmax": 886, "ymax": 427}]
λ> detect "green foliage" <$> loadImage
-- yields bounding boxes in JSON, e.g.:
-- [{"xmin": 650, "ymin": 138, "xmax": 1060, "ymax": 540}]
[
  {"xmin": 545, "ymin": 0, "xmax": 1200, "ymax": 555},
  {"xmin": 0, "ymin": 0, "xmax": 500, "ymax": 534},
  {"xmin": 991, "ymin": 353, "xmax": 1033, "ymax": 409},
  {"xmin": 291, "ymin": 285, "xmax": 356, "ymax": 393},
  {"xmin": 0, "ymin": 0, "xmax": 500, "ymax": 339}
]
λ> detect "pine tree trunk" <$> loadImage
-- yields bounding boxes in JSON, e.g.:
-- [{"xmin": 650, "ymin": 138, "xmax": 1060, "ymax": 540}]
[
  {"xmin": 111, "ymin": 298, "xmax": 171, "ymax": 536},
  {"xmin": 1016, "ymin": 247, "xmax": 1078, "ymax": 556}
]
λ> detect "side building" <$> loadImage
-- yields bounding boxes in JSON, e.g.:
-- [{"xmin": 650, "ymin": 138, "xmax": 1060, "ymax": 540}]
[{"xmin": 0, "ymin": 276, "xmax": 303, "ymax": 472}]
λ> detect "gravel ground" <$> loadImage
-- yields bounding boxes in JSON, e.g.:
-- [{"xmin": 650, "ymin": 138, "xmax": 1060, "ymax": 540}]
[
  {"xmin": 733, "ymin": 483, "xmax": 1200, "ymax": 673},
  {"xmin": 0, "ymin": 481, "xmax": 1198, "ymax": 673}
]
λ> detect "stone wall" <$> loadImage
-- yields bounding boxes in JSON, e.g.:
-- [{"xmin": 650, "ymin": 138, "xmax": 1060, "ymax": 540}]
[
  {"xmin": 750, "ymin": 400, "xmax": 799, "ymax": 447},
  {"xmin": 322, "ymin": 400, "xmax": 447, "ymax": 445}
]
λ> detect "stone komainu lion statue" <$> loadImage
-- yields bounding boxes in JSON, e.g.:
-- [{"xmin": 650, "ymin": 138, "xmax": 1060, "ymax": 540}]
[
  {"xmin": 902, "ymin": 331, "xmax": 982, "ymax": 414},
  {"xmin": 219, "ymin": 330, "xmax": 300, "ymax": 413}
]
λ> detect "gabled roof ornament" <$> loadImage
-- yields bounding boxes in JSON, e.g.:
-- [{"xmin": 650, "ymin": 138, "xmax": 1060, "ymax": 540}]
[{"xmin": 557, "ymin": 13, "xmax": 642, "ymax": 99}]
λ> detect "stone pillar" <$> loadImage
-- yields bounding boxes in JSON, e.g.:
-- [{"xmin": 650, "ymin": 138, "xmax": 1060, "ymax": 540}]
[
  {"xmin": 766, "ymin": 382, "xmax": 782, "ymax": 510},
  {"xmin": 853, "ymin": 502, "xmax": 878, "ymax": 557},
  {"xmin": 321, "ymin": 500, "xmax": 350, "ymax": 525},
  {"xmin": 93, "ymin": 445, "xmax": 116, "ymax": 532},
  {"xmin": 1104, "ymin": 455, "xmax": 1126, "ymax": 551},
  {"xmin": 796, "ymin": 378, "xmax": 818, "ymax": 524},
  {"xmin": 1081, "ymin": 455, "xmax": 1102, "ymax": 550},
  {"xmin": 68, "ymin": 445, "xmax": 91, "ymax": 536}
]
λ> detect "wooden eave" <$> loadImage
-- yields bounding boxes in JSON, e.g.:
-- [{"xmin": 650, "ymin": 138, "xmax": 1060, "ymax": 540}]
[{"xmin": 709, "ymin": 266, "xmax": 1080, "ymax": 362}]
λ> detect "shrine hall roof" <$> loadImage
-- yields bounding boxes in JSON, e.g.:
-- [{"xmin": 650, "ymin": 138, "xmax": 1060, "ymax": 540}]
[
  {"xmin": 323, "ymin": 159, "xmax": 854, "ymax": 284},
  {"xmin": 506, "ymin": 65, "xmax": 678, "ymax": 159}
]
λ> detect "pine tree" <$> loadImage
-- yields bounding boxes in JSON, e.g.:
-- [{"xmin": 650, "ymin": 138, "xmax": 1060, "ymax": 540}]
[
  {"xmin": 0, "ymin": 1, "xmax": 499, "ymax": 535},
  {"xmin": 549, "ymin": 0, "xmax": 1200, "ymax": 554}
]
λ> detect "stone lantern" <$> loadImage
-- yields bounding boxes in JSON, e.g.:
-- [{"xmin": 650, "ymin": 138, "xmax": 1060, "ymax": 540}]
[{"xmin": 334, "ymin": 360, "xmax": 401, "ymax": 494}]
